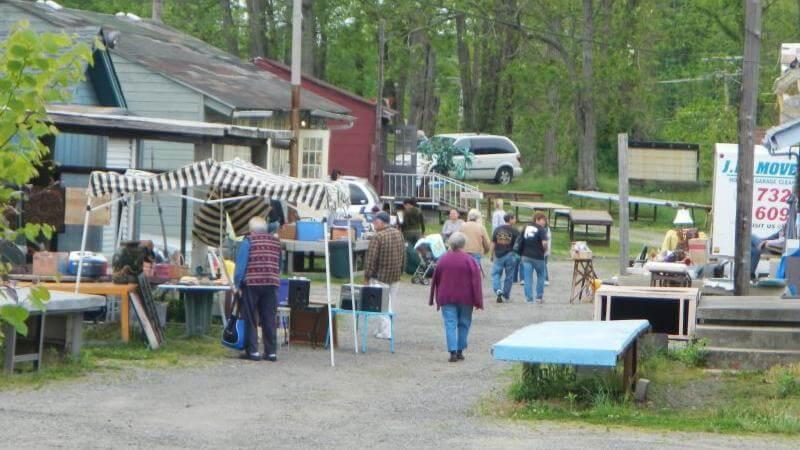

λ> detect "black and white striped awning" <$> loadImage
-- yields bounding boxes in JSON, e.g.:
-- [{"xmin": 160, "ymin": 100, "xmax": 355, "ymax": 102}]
[{"xmin": 88, "ymin": 158, "xmax": 350, "ymax": 246}]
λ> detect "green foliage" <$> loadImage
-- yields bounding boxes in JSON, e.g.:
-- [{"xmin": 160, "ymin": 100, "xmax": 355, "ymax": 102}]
[
  {"xmin": 417, "ymin": 137, "xmax": 474, "ymax": 179},
  {"xmin": 775, "ymin": 371, "xmax": 800, "ymax": 399},
  {"xmin": 667, "ymin": 339, "xmax": 709, "ymax": 367},
  {"xmin": 0, "ymin": 22, "xmax": 93, "ymax": 338},
  {"xmin": 510, "ymin": 364, "xmax": 622, "ymax": 405}
]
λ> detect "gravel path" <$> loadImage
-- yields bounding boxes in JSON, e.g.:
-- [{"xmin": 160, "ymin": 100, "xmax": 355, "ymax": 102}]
[{"xmin": 0, "ymin": 259, "xmax": 796, "ymax": 449}]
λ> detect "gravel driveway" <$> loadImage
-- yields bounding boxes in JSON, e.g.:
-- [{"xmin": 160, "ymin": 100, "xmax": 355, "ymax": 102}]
[{"xmin": 0, "ymin": 259, "xmax": 796, "ymax": 449}]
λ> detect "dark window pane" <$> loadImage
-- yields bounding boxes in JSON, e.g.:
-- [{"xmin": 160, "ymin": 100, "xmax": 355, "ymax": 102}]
[{"xmin": 348, "ymin": 184, "xmax": 369, "ymax": 205}]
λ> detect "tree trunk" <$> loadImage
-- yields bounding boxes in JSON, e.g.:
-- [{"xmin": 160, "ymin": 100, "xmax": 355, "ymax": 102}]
[
  {"xmin": 455, "ymin": 13, "xmax": 474, "ymax": 130},
  {"xmin": 152, "ymin": 0, "xmax": 163, "ymax": 22},
  {"xmin": 544, "ymin": 85, "xmax": 559, "ymax": 174},
  {"xmin": 247, "ymin": 0, "xmax": 266, "ymax": 58},
  {"xmin": 576, "ymin": 0, "xmax": 598, "ymax": 190},
  {"xmin": 301, "ymin": 0, "xmax": 315, "ymax": 76},
  {"xmin": 220, "ymin": 0, "xmax": 238, "ymax": 55},
  {"xmin": 315, "ymin": 25, "xmax": 327, "ymax": 79}
]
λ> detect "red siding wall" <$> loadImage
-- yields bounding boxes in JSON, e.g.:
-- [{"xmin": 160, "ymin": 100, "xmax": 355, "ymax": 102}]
[{"xmin": 253, "ymin": 59, "xmax": 379, "ymax": 187}]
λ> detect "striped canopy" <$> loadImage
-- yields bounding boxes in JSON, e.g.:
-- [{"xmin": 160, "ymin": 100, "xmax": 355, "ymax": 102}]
[{"xmin": 88, "ymin": 158, "xmax": 350, "ymax": 246}]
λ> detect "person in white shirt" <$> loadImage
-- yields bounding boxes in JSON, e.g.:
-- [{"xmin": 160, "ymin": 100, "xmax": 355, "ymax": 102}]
[
  {"xmin": 491, "ymin": 199, "xmax": 506, "ymax": 233},
  {"xmin": 441, "ymin": 209, "xmax": 464, "ymax": 242}
]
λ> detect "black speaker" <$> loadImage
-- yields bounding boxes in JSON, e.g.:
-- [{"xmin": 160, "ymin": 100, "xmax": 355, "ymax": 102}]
[
  {"xmin": 339, "ymin": 284, "xmax": 389, "ymax": 312},
  {"xmin": 288, "ymin": 278, "xmax": 310, "ymax": 309}
]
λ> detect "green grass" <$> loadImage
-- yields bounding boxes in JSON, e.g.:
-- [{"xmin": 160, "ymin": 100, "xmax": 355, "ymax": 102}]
[
  {"xmin": 0, "ymin": 322, "xmax": 229, "ymax": 391},
  {"xmin": 489, "ymin": 349, "xmax": 800, "ymax": 435}
]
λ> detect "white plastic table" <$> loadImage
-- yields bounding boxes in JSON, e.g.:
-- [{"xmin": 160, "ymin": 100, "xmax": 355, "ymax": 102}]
[
  {"xmin": 492, "ymin": 320, "xmax": 650, "ymax": 391},
  {"xmin": 2, "ymin": 288, "xmax": 105, "ymax": 373}
]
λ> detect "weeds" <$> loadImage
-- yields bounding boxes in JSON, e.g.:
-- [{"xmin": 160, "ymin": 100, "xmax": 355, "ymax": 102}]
[
  {"xmin": 667, "ymin": 339, "xmax": 708, "ymax": 367},
  {"xmin": 775, "ymin": 371, "xmax": 800, "ymax": 398}
]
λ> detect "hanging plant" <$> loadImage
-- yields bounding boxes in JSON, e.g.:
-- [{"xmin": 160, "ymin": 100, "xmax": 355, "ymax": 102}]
[{"xmin": 417, "ymin": 137, "xmax": 474, "ymax": 179}]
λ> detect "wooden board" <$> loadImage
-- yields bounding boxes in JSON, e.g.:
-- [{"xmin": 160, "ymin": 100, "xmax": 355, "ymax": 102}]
[
  {"xmin": 64, "ymin": 188, "xmax": 111, "ymax": 226},
  {"xmin": 129, "ymin": 292, "xmax": 160, "ymax": 350}
]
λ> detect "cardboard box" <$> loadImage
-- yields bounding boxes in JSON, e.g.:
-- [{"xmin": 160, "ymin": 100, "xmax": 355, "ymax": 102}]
[
  {"xmin": 278, "ymin": 223, "xmax": 297, "ymax": 240},
  {"xmin": 331, "ymin": 227, "xmax": 355, "ymax": 241},
  {"xmin": 32, "ymin": 251, "xmax": 68, "ymax": 276},
  {"xmin": 688, "ymin": 238, "xmax": 709, "ymax": 265}
]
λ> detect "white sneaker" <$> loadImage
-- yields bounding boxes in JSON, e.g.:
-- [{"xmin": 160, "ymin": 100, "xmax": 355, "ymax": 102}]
[
  {"xmin": 545, "ymin": 280, "xmax": 550, "ymax": 286},
  {"xmin": 374, "ymin": 332, "xmax": 391, "ymax": 340}
]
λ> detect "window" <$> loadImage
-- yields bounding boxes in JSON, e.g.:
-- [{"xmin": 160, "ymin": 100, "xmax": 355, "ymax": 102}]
[
  {"xmin": 301, "ymin": 136, "xmax": 324, "ymax": 179},
  {"xmin": 471, "ymin": 137, "xmax": 516, "ymax": 155},
  {"xmin": 347, "ymin": 183, "xmax": 369, "ymax": 205}
]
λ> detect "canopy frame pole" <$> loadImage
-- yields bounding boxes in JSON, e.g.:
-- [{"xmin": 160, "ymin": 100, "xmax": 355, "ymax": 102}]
[
  {"xmin": 345, "ymin": 225, "xmax": 358, "ymax": 353},
  {"xmin": 323, "ymin": 221, "xmax": 335, "ymax": 367},
  {"xmin": 165, "ymin": 192, "xmax": 255, "ymax": 205},
  {"xmin": 74, "ymin": 196, "xmax": 93, "ymax": 294},
  {"xmin": 153, "ymin": 194, "xmax": 169, "ymax": 255}
]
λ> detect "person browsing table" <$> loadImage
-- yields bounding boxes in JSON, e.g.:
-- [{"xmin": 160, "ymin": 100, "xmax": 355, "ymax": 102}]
[
  {"xmin": 364, "ymin": 212, "xmax": 406, "ymax": 339},
  {"xmin": 234, "ymin": 217, "xmax": 282, "ymax": 361}
]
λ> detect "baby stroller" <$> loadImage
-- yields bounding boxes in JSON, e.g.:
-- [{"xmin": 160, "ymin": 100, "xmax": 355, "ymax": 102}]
[{"xmin": 411, "ymin": 234, "xmax": 446, "ymax": 285}]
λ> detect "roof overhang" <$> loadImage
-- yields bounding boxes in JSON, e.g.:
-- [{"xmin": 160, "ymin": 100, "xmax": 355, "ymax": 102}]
[{"xmin": 46, "ymin": 105, "xmax": 290, "ymax": 146}]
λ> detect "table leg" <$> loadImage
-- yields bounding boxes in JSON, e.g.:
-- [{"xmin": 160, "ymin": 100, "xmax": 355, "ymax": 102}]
[
  {"xmin": 65, "ymin": 312, "xmax": 83, "ymax": 356},
  {"xmin": 622, "ymin": 343, "xmax": 637, "ymax": 393},
  {"xmin": 2, "ymin": 322, "xmax": 16, "ymax": 374},
  {"xmin": 35, "ymin": 314, "xmax": 45, "ymax": 372},
  {"xmin": 634, "ymin": 203, "xmax": 640, "ymax": 221},
  {"xmin": 121, "ymin": 292, "xmax": 130, "ymax": 343},
  {"xmin": 361, "ymin": 314, "xmax": 368, "ymax": 353}
]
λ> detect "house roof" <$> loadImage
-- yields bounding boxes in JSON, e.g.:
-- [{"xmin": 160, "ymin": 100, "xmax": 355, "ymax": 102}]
[
  {"xmin": 4, "ymin": 0, "xmax": 349, "ymax": 115},
  {"xmin": 254, "ymin": 57, "xmax": 395, "ymax": 119}
]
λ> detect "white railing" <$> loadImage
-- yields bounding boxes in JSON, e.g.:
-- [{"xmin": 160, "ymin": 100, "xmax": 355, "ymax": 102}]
[{"xmin": 383, "ymin": 172, "xmax": 482, "ymax": 211}]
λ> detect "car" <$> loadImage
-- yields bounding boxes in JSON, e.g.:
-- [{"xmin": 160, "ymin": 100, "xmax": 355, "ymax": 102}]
[
  {"xmin": 340, "ymin": 176, "xmax": 382, "ymax": 217},
  {"xmin": 421, "ymin": 133, "xmax": 523, "ymax": 184}
]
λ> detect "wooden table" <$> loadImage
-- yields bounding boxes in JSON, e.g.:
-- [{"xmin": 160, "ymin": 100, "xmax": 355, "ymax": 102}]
[
  {"xmin": 482, "ymin": 189, "xmax": 544, "ymax": 220},
  {"xmin": 492, "ymin": 320, "xmax": 651, "ymax": 393},
  {"xmin": 2, "ymin": 288, "xmax": 105, "ymax": 373},
  {"xmin": 594, "ymin": 286, "xmax": 700, "ymax": 340},
  {"xmin": 15, "ymin": 281, "xmax": 139, "ymax": 343},
  {"xmin": 510, "ymin": 201, "xmax": 572, "ymax": 227},
  {"xmin": 569, "ymin": 209, "xmax": 613, "ymax": 246}
]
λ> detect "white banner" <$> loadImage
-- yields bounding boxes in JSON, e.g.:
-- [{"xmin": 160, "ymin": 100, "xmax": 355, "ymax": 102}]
[{"xmin": 712, "ymin": 143, "xmax": 796, "ymax": 257}]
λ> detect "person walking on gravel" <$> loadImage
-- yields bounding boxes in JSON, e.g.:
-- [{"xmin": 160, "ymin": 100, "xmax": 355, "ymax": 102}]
[
  {"xmin": 491, "ymin": 213, "xmax": 520, "ymax": 303},
  {"xmin": 429, "ymin": 232, "xmax": 483, "ymax": 362},
  {"xmin": 364, "ymin": 211, "xmax": 406, "ymax": 339},
  {"xmin": 515, "ymin": 213, "xmax": 549, "ymax": 304}
]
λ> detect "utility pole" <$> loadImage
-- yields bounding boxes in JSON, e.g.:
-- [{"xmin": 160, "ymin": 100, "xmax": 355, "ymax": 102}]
[
  {"xmin": 734, "ymin": 0, "xmax": 762, "ymax": 295},
  {"xmin": 374, "ymin": 20, "xmax": 385, "ymax": 189},
  {"xmin": 618, "ymin": 133, "xmax": 629, "ymax": 276},
  {"xmin": 290, "ymin": 0, "xmax": 302, "ymax": 178}
]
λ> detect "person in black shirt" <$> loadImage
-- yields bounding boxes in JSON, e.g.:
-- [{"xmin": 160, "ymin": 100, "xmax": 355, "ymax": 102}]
[
  {"xmin": 515, "ymin": 212, "xmax": 549, "ymax": 303},
  {"xmin": 491, "ymin": 214, "xmax": 520, "ymax": 303},
  {"xmin": 266, "ymin": 198, "xmax": 285, "ymax": 234}
]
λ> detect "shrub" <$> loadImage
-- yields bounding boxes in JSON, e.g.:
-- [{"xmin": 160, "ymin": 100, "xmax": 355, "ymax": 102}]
[
  {"xmin": 510, "ymin": 363, "xmax": 623, "ymax": 405},
  {"xmin": 667, "ymin": 338, "xmax": 708, "ymax": 367}
]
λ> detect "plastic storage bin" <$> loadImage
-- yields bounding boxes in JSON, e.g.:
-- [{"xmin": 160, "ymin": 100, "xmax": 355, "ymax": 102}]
[
  {"xmin": 328, "ymin": 240, "xmax": 352, "ymax": 279},
  {"xmin": 296, "ymin": 220, "xmax": 325, "ymax": 241}
]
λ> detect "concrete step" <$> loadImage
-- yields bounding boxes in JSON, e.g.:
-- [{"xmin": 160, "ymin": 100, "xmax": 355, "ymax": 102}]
[
  {"xmin": 705, "ymin": 346, "xmax": 800, "ymax": 370},
  {"xmin": 695, "ymin": 324, "xmax": 800, "ymax": 350},
  {"xmin": 697, "ymin": 296, "xmax": 800, "ymax": 323}
]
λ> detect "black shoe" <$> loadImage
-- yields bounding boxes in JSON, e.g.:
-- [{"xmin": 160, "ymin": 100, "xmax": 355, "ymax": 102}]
[
  {"xmin": 263, "ymin": 354, "xmax": 277, "ymax": 362},
  {"xmin": 239, "ymin": 352, "xmax": 261, "ymax": 361},
  {"xmin": 448, "ymin": 352, "xmax": 458, "ymax": 363},
  {"xmin": 496, "ymin": 292, "xmax": 504, "ymax": 303},
  {"xmin": 456, "ymin": 350, "xmax": 465, "ymax": 361}
]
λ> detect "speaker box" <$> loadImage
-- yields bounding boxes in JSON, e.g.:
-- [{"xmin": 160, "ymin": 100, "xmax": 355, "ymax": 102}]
[
  {"xmin": 339, "ymin": 284, "xmax": 389, "ymax": 312},
  {"xmin": 287, "ymin": 278, "xmax": 311, "ymax": 309}
]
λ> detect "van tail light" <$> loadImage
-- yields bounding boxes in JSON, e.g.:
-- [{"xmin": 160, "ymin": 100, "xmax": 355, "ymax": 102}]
[{"xmin": 516, "ymin": 153, "xmax": 521, "ymax": 164}]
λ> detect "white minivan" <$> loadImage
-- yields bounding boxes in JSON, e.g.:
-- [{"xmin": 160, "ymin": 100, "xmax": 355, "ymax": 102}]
[{"xmin": 423, "ymin": 134, "xmax": 524, "ymax": 184}]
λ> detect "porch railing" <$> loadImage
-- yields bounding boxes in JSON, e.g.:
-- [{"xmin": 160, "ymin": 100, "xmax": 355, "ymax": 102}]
[{"xmin": 382, "ymin": 172, "xmax": 483, "ymax": 212}]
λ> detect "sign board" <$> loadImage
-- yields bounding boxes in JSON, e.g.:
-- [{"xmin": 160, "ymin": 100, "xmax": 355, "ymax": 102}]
[
  {"xmin": 64, "ymin": 188, "xmax": 110, "ymax": 226},
  {"xmin": 711, "ymin": 143, "xmax": 796, "ymax": 257},
  {"xmin": 628, "ymin": 141, "xmax": 699, "ymax": 182}
]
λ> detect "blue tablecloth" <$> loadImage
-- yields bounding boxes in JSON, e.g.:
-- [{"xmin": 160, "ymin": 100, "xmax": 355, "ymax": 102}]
[{"xmin": 492, "ymin": 320, "xmax": 650, "ymax": 367}]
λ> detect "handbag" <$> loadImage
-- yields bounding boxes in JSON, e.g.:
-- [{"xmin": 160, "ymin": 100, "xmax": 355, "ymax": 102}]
[{"xmin": 221, "ymin": 291, "xmax": 245, "ymax": 350}]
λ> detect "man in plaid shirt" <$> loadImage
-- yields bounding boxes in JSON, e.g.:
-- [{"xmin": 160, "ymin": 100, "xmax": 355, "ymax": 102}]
[{"xmin": 365, "ymin": 211, "xmax": 406, "ymax": 339}]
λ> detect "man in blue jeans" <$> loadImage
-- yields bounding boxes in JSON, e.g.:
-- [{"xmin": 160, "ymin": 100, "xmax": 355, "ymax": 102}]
[
  {"xmin": 515, "ymin": 213, "xmax": 549, "ymax": 303},
  {"xmin": 491, "ymin": 214, "xmax": 520, "ymax": 303}
]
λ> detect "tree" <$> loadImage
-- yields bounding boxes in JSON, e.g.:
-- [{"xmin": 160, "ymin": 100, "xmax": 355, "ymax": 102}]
[
  {"xmin": 247, "ymin": 0, "xmax": 266, "ymax": 58},
  {"xmin": 220, "ymin": 0, "xmax": 239, "ymax": 55},
  {"xmin": 152, "ymin": 0, "xmax": 164, "ymax": 23},
  {"xmin": 0, "ymin": 22, "xmax": 94, "ymax": 337}
]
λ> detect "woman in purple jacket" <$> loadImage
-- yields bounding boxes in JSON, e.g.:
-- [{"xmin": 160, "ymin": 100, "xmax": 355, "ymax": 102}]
[{"xmin": 429, "ymin": 232, "xmax": 484, "ymax": 362}]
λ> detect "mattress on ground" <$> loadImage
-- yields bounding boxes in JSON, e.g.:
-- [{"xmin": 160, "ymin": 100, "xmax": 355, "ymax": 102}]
[{"xmin": 492, "ymin": 320, "xmax": 650, "ymax": 367}]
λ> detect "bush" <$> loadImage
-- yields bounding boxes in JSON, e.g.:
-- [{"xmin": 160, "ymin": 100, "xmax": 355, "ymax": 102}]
[
  {"xmin": 667, "ymin": 339, "xmax": 708, "ymax": 367},
  {"xmin": 776, "ymin": 371, "xmax": 800, "ymax": 398}
]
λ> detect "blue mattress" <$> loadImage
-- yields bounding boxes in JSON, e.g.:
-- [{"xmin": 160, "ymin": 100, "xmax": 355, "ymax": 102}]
[{"xmin": 492, "ymin": 320, "xmax": 650, "ymax": 367}]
